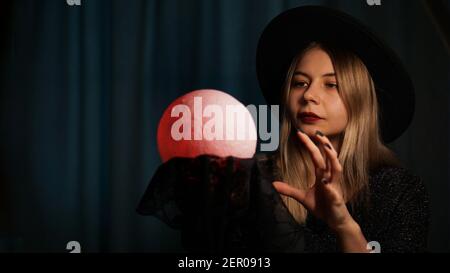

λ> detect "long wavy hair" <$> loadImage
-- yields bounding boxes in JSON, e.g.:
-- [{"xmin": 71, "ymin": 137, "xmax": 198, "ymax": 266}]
[{"xmin": 276, "ymin": 42, "xmax": 401, "ymax": 224}]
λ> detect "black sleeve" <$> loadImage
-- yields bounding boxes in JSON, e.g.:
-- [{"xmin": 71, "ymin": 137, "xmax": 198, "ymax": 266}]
[{"xmin": 374, "ymin": 169, "xmax": 430, "ymax": 253}]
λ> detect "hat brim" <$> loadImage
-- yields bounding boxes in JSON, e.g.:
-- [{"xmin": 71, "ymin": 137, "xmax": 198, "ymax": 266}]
[{"xmin": 256, "ymin": 6, "xmax": 415, "ymax": 143}]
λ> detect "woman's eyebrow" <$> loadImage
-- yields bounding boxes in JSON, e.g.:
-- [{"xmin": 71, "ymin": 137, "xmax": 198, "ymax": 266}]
[
  {"xmin": 322, "ymin": 73, "xmax": 336, "ymax": 77},
  {"xmin": 294, "ymin": 71, "xmax": 336, "ymax": 77}
]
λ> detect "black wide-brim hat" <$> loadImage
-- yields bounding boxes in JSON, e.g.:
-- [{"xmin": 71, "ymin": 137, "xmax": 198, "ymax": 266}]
[{"xmin": 256, "ymin": 6, "xmax": 415, "ymax": 143}]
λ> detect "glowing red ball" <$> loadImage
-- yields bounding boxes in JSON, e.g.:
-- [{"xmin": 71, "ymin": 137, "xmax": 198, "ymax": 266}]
[{"xmin": 157, "ymin": 89, "xmax": 257, "ymax": 162}]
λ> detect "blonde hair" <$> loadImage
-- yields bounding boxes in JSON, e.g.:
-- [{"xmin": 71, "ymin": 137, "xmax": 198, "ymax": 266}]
[{"xmin": 277, "ymin": 42, "xmax": 401, "ymax": 224}]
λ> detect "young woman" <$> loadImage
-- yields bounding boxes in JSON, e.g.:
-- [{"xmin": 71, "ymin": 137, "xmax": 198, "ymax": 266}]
[
  {"xmin": 272, "ymin": 41, "xmax": 407, "ymax": 252},
  {"xmin": 138, "ymin": 6, "xmax": 430, "ymax": 253}
]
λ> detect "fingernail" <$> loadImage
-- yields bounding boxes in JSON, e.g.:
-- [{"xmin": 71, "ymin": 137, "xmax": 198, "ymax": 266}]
[
  {"xmin": 324, "ymin": 143, "xmax": 332, "ymax": 150},
  {"xmin": 315, "ymin": 130, "xmax": 324, "ymax": 137},
  {"xmin": 297, "ymin": 127, "xmax": 304, "ymax": 134},
  {"xmin": 321, "ymin": 178, "xmax": 329, "ymax": 184}
]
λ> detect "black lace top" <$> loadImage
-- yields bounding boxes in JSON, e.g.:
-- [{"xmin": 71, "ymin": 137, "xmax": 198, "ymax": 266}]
[{"xmin": 137, "ymin": 153, "xmax": 430, "ymax": 253}]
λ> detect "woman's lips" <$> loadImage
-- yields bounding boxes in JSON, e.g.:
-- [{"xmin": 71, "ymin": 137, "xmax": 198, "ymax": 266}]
[
  {"xmin": 298, "ymin": 112, "xmax": 323, "ymax": 124},
  {"xmin": 300, "ymin": 116, "xmax": 322, "ymax": 123}
]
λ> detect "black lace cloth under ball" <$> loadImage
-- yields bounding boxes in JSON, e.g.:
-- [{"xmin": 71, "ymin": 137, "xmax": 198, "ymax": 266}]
[{"xmin": 137, "ymin": 153, "xmax": 430, "ymax": 253}]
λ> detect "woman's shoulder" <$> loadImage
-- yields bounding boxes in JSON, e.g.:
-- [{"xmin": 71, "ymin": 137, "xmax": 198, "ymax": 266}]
[
  {"xmin": 370, "ymin": 165, "xmax": 424, "ymax": 187},
  {"xmin": 368, "ymin": 164, "xmax": 429, "ymax": 205}
]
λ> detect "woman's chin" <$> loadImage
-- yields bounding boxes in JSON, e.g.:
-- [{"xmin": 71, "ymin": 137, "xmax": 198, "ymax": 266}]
[{"xmin": 298, "ymin": 125, "xmax": 323, "ymax": 135}]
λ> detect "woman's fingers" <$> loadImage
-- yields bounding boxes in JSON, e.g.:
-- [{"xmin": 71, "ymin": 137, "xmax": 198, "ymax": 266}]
[
  {"xmin": 272, "ymin": 181, "xmax": 306, "ymax": 204},
  {"xmin": 314, "ymin": 134, "xmax": 343, "ymax": 183},
  {"xmin": 322, "ymin": 157, "xmax": 332, "ymax": 183},
  {"xmin": 296, "ymin": 130, "xmax": 326, "ymax": 171}
]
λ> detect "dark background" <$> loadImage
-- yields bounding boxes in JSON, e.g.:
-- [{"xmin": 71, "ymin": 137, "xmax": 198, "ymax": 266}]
[{"xmin": 0, "ymin": 0, "xmax": 449, "ymax": 252}]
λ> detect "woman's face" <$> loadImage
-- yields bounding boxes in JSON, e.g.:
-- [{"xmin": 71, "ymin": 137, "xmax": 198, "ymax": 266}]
[{"xmin": 289, "ymin": 47, "xmax": 348, "ymax": 140}]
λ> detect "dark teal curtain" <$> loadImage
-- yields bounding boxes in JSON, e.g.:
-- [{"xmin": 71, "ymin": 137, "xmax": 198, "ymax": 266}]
[{"xmin": 0, "ymin": 0, "xmax": 449, "ymax": 252}]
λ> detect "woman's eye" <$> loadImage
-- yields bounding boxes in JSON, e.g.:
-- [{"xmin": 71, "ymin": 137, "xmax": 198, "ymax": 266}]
[
  {"xmin": 326, "ymin": 83, "xmax": 338, "ymax": 89},
  {"xmin": 292, "ymin": 81, "xmax": 308, "ymax": 88}
]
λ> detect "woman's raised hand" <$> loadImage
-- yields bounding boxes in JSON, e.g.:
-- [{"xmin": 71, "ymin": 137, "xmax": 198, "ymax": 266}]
[{"xmin": 273, "ymin": 130, "xmax": 354, "ymax": 232}]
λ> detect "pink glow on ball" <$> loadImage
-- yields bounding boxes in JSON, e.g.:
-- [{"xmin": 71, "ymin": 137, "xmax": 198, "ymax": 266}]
[{"xmin": 157, "ymin": 89, "xmax": 257, "ymax": 162}]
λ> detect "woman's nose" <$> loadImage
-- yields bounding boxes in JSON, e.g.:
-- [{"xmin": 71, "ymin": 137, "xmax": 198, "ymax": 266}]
[{"xmin": 303, "ymin": 83, "xmax": 320, "ymax": 104}]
